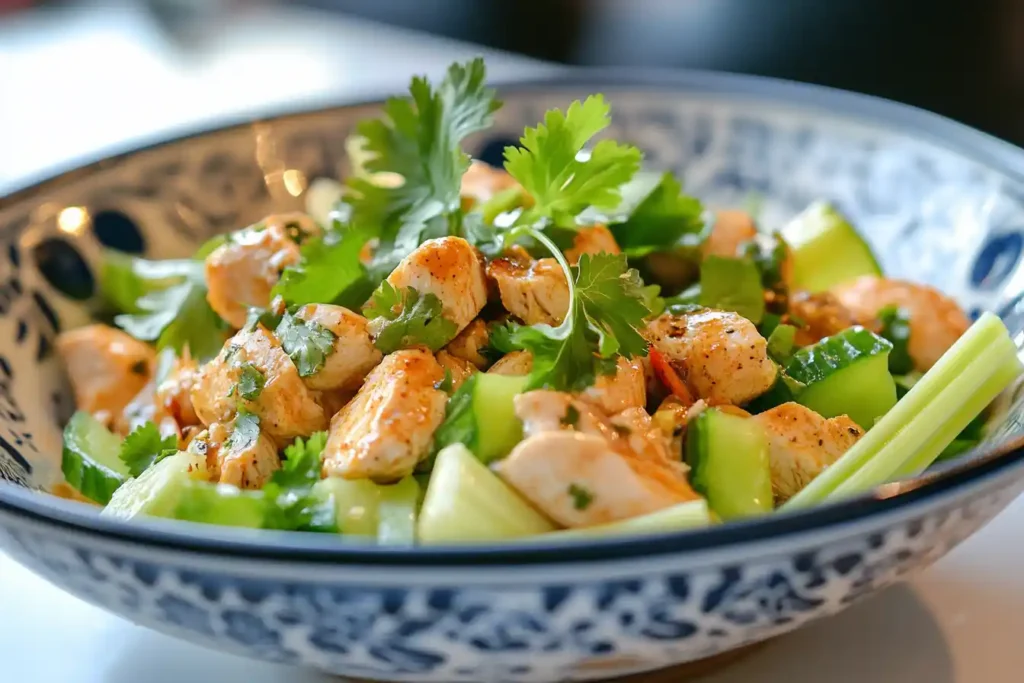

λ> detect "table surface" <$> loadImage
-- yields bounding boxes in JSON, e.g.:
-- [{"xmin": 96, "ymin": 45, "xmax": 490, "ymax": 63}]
[{"xmin": 3, "ymin": 4, "xmax": 1024, "ymax": 682}]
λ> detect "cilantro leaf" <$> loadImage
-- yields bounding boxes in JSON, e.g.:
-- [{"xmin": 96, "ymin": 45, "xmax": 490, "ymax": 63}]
[
  {"xmin": 878, "ymin": 305, "xmax": 914, "ymax": 375},
  {"xmin": 237, "ymin": 363, "xmax": 266, "ymax": 400},
  {"xmin": 430, "ymin": 374, "xmax": 478, "ymax": 457},
  {"xmin": 495, "ymin": 231, "xmax": 653, "ymax": 391},
  {"xmin": 364, "ymin": 281, "xmax": 458, "ymax": 353},
  {"xmin": 275, "ymin": 312, "xmax": 337, "ymax": 378},
  {"xmin": 226, "ymin": 409, "xmax": 260, "ymax": 452},
  {"xmin": 568, "ymin": 483, "xmax": 594, "ymax": 510},
  {"xmin": 740, "ymin": 232, "xmax": 789, "ymax": 290},
  {"xmin": 263, "ymin": 431, "xmax": 335, "ymax": 532},
  {"xmin": 113, "ymin": 256, "xmax": 225, "ymax": 361},
  {"xmin": 607, "ymin": 173, "xmax": 707, "ymax": 257},
  {"xmin": 504, "ymin": 95, "xmax": 642, "ymax": 228},
  {"xmin": 118, "ymin": 421, "xmax": 177, "ymax": 477},
  {"xmin": 272, "ymin": 223, "xmax": 377, "ymax": 309},
  {"xmin": 699, "ymin": 256, "xmax": 766, "ymax": 324}
]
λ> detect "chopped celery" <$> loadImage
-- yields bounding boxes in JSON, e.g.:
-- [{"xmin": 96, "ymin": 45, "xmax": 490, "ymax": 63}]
[
  {"xmin": 314, "ymin": 478, "xmax": 381, "ymax": 536},
  {"xmin": 698, "ymin": 256, "xmax": 765, "ymax": 323},
  {"xmin": 61, "ymin": 411, "xmax": 129, "ymax": 504},
  {"xmin": 784, "ymin": 313, "xmax": 1021, "ymax": 509},
  {"xmin": 686, "ymin": 408, "xmax": 773, "ymax": 519},
  {"xmin": 174, "ymin": 481, "xmax": 267, "ymax": 528},
  {"xmin": 103, "ymin": 451, "xmax": 208, "ymax": 520},
  {"xmin": 432, "ymin": 374, "xmax": 528, "ymax": 465},
  {"xmin": 418, "ymin": 444, "xmax": 556, "ymax": 543},
  {"xmin": 377, "ymin": 477, "xmax": 420, "ymax": 545},
  {"xmin": 529, "ymin": 500, "xmax": 712, "ymax": 541}
]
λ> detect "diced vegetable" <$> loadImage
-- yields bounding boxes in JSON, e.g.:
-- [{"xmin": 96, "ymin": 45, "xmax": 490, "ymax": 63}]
[
  {"xmin": 698, "ymin": 256, "xmax": 765, "ymax": 324},
  {"xmin": 782, "ymin": 201, "xmax": 882, "ymax": 292},
  {"xmin": 377, "ymin": 477, "xmax": 420, "ymax": 545},
  {"xmin": 418, "ymin": 444, "xmax": 556, "ymax": 543},
  {"xmin": 102, "ymin": 451, "xmax": 208, "ymax": 520},
  {"xmin": 433, "ymin": 373, "xmax": 529, "ymax": 464},
  {"xmin": 61, "ymin": 411, "xmax": 129, "ymax": 504},
  {"xmin": 313, "ymin": 478, "xmax": 382, "ymax": 536},
  {"xmin": 784, "ymin": 312, "xmax": 1022, "ymax": 508},
  {"xmin": 877, "ymin": 305, "xmax": 914, "ymax": 375},
  {"xmin": 174, "ymin": 481, "xmax": 268, "ymax": 528},
  {"xmin": 686, "ymin": 408, "xmax": 773, "ymax": 519},
  {"xmin": 785, "ymin": 327, "xmax": 897, "ymax": 429},
  {"xmin": 766, "ymin": 323, "xmax": 797, "ymax": 364},
  {"xmin": 529, "ymin": 499, "xmax": 712, "ymax": 541}
]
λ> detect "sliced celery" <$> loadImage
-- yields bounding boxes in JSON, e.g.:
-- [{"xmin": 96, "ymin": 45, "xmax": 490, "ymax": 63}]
[
  {"xmin": 377, "ymin": 477, "xmax": 420, "ymax": 545},
  {"xmin": 783, "ymin": 313, "xmax": 1020, "ymax": 509},
  {"xmin": 529, "ymin": 500, "xmax": 711, "ymax": 542}
]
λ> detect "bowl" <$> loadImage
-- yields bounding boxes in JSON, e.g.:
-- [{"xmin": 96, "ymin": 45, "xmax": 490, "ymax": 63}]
[{"xmin": 3, "ymin": 68, "xmax": 1024, "ymax": 682}]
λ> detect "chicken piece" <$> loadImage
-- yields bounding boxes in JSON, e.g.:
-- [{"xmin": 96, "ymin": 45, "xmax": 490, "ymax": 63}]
[
  {"xmin": 461, "ymin": 160, "xmax": 522, "ymax": 206},
  {"xmin": 322, "ymin": 348, "xmax": 447, "ymax": 481},
  {"xmin": 156, "ymin": 352, "xmax": 201, "ymax": 429},
  {"xmin": 487, "ymin": 350, "xmax": 534, "ymax": 377},
  {"xmin": 317, "ymin": 388, "xmax": 356, "ymax": 420},
  {"xmin": 189, "ymin": 421, "xmax": 280, "ymax": 490},
  {"xmin": 702, "ymin": 209, "xmax": 758, "ymax": 259},
  {"xmin": 831, "ymin": 275, "xmax": 971, "ymax": 372},
  {"xmin": 115, "ymin": 381, "xmax": 181, "ymax": 440},
  {"xmin": 56, "ymin": 324, "xmax": 155, "ymax": 420},
  {"xmin": 753, "ymin": 402, "xmax": 863, "ymax": 501},
  {"xmin": 436, "ymin": 351, "xmax": 477, "ymax": 390},
  {"xmin": 204, "ymin": 222, "xmax": 301, "ymax": 328},
  {"xmin": 579, "ymin": 356, "xmax": 646, "ymax": 414},
  {"xmin": 291, "ymin": 304, "xmax": 382, "ymax": 391},
  {"xmin": 444, "ymin": 318, "xmax": 492, "ymax": 369},
  {"xmin": 646, "ymin": 309, "xmax": 776, "ymax": 405},
  {"xmin": 487, "ymin": 255, "xmax": 570, "ymax": 326},
  {"xmin": 191, "ymin": 324, "xmax": 326, "ymax": 447},
  {"xmin": 788, "ymin": 290, "xmax": 860, "ymax": 346},
  {"xmin": 565, "ymin": 225, "xmax": 621, "ymax": 264},
  {"xmin": 382, "ymin": 236, "xmax": 488, "ymax": 337}
]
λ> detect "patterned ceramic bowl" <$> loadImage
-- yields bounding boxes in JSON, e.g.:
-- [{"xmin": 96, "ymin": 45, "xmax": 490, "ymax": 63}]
[{"xmin": 2, "ymin": 70, "xmax": 1024, "ymax": 682}]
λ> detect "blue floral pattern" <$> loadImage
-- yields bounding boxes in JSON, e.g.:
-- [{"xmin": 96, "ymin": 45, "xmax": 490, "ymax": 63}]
[{"xmin": 2, "ymin": 83, "xmax": 1024, "ymax": 680}]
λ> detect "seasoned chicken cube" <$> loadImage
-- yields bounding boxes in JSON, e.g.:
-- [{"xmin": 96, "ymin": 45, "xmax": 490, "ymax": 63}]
[
  {"xmin": 565, "ymin": 225, "xmax": 621, "ymax": 264},
  {"xmin": 753, "ymin": 402, "xmax": 863, "ymax": 501},
  {"xmin": 788, "ymin": 290, "xmax": 859, "ymax": 346},
  {"xmin": 495, "ymin": 430, "xmax": 697, "ymax": 528},
  {"xmin": 292, "ymin": 304, "xmax": 382, "ymax": 391},
  {"xmin": 191, "ymin": 325, "xmax": 326, "ymax": 447},
  {"xmin": 156, "ymin": 351, "xmax": 201, "ymax": 429},
  {"xmin": 646, "ymin": 309, "xmax": 775, "ymax": 405},
  {"xmin": 580, "ymin": 356, "xmax": 646, "ymax": 414},
  {"xmin": 444, "ymin": 318, "xmax": 492, "ymax": 369},
  {"xmin": 487, "ymin": 255, "xmax": 570, "ymax": 325},
  {"xmin": 702, "ymin": 209, "xmax": 758, "ymax": 259},
  {"xmin": 56, "ymin": 324, "xmax": 155, "ymax": 421},
  {"xmin": 115, "ymin": 381, "xmax": 181, "ymax": 439},
  {"xmin": 831, "ymin": 275, "xmax": 971, "ymax": 371},
  {"xmin": 322, "ymin": 348, "xmax": 447, "ymax": 482},
  {"xmin": 461, "ymin": 160, "xmax": 522, "ymax": 206},
  {"xmin": 487, "ymin": 350, "xmax": 534, "ymax": 377},
  {"xmin": 436, "ymin": 350, "xmax": 477, "ymax": 390},
  {"xmin": 189, "ymin": 421, "xmax": 280, "ymax": 490},
  {"xmin": 204, "ymin": 222, "xmax": 301, "ymax": 328},
  {"xmin": 383, "ymin": 236, "xmax": 488, "ymax": 336}
]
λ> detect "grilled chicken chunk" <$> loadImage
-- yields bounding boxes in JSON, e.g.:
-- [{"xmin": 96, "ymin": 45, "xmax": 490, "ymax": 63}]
[{"xmin": 291, "ymin": 304, "xmax": 382, "ymax": 391}]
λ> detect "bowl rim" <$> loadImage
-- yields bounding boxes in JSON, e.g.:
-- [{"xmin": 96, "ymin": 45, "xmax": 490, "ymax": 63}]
[{"xmin": 2, "ymin": 66, "xmax": 1024, "ymax": 566}]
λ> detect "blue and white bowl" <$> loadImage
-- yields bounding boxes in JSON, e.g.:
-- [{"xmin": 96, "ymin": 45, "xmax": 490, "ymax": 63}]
[{"xmin": 2, "ymin": 70, "xmax": 1024, "ymax": 682}]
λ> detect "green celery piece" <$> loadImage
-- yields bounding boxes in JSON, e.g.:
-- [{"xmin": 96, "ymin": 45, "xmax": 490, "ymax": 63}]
[
  {"xmin": 783, "ymin": 312, "xmax": 1018, "ymax": 510},
  {"xmin": 892, "ymin": 354, "xmax": 1020, "ymax": 478},
  {"xmin": 377, "ymin": 477, "xmax": 420, "ymax": 545},
  {"xmin": 525, "ymin": 499, "xmax": 712, "ymax": 542}
]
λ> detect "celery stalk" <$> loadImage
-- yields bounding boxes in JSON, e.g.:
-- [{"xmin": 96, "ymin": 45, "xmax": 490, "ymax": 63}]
[
  {"xmin": 783, "ymin": 313, "xmax": 1018, "ymax": 510},
  {"xmin": 528, "ymin": 500, "xmax": 712, "ymax": 542}
]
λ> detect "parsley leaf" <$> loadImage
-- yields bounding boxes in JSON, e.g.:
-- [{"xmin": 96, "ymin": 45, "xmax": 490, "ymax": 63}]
[
  {"xmin": 237, "ymin": 363, "xmax": 266, "ymax": 400},
  {"xmin": 118, "ymin": 421, "xmax": 177, "ymax": 477},
  {"xmin": 226, "ymin": 409, "xmax": 260, "ymax": 452},
  {"xmin": 878, "ymin": 305, "xmax": 914, "ymax": 375},
  {"xmin": 607, "ymin": 173, "xmax": 707, "ymax": 257},
  {"xmin": 568, "ymin": 483, "xmax": 594, "ymax": 510},
  {"xmin": 263, "ymin": 431, "xmax": 336, "ymax": 532},
  {"xmin": 494, "ymin": 230, "xmax": 653, "ymax": 391},
  {"xmin": 364, "ymin": 281, "xmax": 458, "ymax": 353},
  {"xmin": 113, "ymin": 256, "xmax": 225, "ymax": 361},
  {"xmin": 275, "ymin": 312, "xmax": 337, "ymax": 378},
  {"xmin": 698, "ymin": 256, "xmax": 766, "ymax": 324},
  {"xmin": 504, "ymin": 94, "xmax": 642, "ymax": 228}
]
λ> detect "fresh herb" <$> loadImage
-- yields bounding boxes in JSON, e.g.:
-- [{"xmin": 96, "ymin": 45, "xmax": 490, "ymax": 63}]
[
  {"xmin": 698, "ymin": 256, "xmax": 766, "ymax": 324},
  {"xmin": 434, "ymin": 368, "xmax": 455, "ymax": 393},
  {"xmin": 275, "ymin": 312, "xmax": 337, "ymax": 378},
  {"xmin": 237, "ymin": 363, "xmax": 266, "ymax": 400},
  {"xmin": 431, "ymin": 375, "xmax": 478, "ymax": 456},
  {"xmin": 263, "ymin": 431, "xmax": 336, "ymax": 532},
  {"xmin": 568, "ymin": 483, "xmax": 594, "ymax": 510},
  {"xmin": 504, "ymin": 94, "xmax": 642, "ymax": 228},
  {"xmin": 364, "ymin": 281, "xmax": 459, "ymax": 353},
  {"xmin": 878, "ymin": 305, "xmax": 914, "ymax": 375},
  {"xmin": 272, "ymin": 222, "xmax": 377, "ymax": 309},
  {"xmin": 562, "ymin": 404, "xmax": 580, "ymax": 427},
  {"xmin": 491, "ymin": 230, "xmax": 653, "ymax": 391},
  {"xmin": 608, "ymin": 173, "xmax": 706, "ymax": 257},
  {"xmin": 113, "ymin": 256, "xmax": 225, "ymax": 361},
  {"xmin": 226, "ymin": 409, "xmax": 260, "ymax": 452},
  {"xmin": 766, "ymin": 324, "xmax": 797, "ymax": 365},
  {"xmin": 117, "ymin": 421, "xmax": 177, "ymax": 477},
  {"xmin": 740, "ymin": 233, "xmax": 789, "ymax": 290},
  {"xmin": 244, "ymin": 306, "xmax": 283, "ymax": 333}
]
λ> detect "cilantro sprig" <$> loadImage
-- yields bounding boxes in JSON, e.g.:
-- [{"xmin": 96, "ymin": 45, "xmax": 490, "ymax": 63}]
[
  {"xmin": 263, "ymin": 431, "xmax": 336, "ymax": 532},
  {"xmin": 504, "ymin": 94, "xmax": 642, "ymax": 228},
  {"xmin": 492, "ymin": 228, "xmax": 653, "ymax": 391},
  {"xmin": 364, "ymin": 281, "xmax": 458, "ymax": 353},
  {"xmin": 275, "ymin": 312, "xmax": 337, "ymax": 378},
  {"xmin": 118, "ymin": 421, "xmax": 178, "ymax": 477}
]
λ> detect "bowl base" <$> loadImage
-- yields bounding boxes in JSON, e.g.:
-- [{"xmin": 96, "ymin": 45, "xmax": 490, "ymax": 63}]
[{"xmin": 600, "ymin": 641, "xmax": 767, "ymax": 681}]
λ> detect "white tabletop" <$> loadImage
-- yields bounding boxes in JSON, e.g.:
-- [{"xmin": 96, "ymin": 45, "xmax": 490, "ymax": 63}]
[{"xmin": 3, "ymin": 4, "xmax": 1024, "ymax": 682}]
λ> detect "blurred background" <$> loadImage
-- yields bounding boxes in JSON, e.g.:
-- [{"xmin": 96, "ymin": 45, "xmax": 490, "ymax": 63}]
[{"xmin": 3, "ymin": 0, "xmax": 1023, "ymax": 190}]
